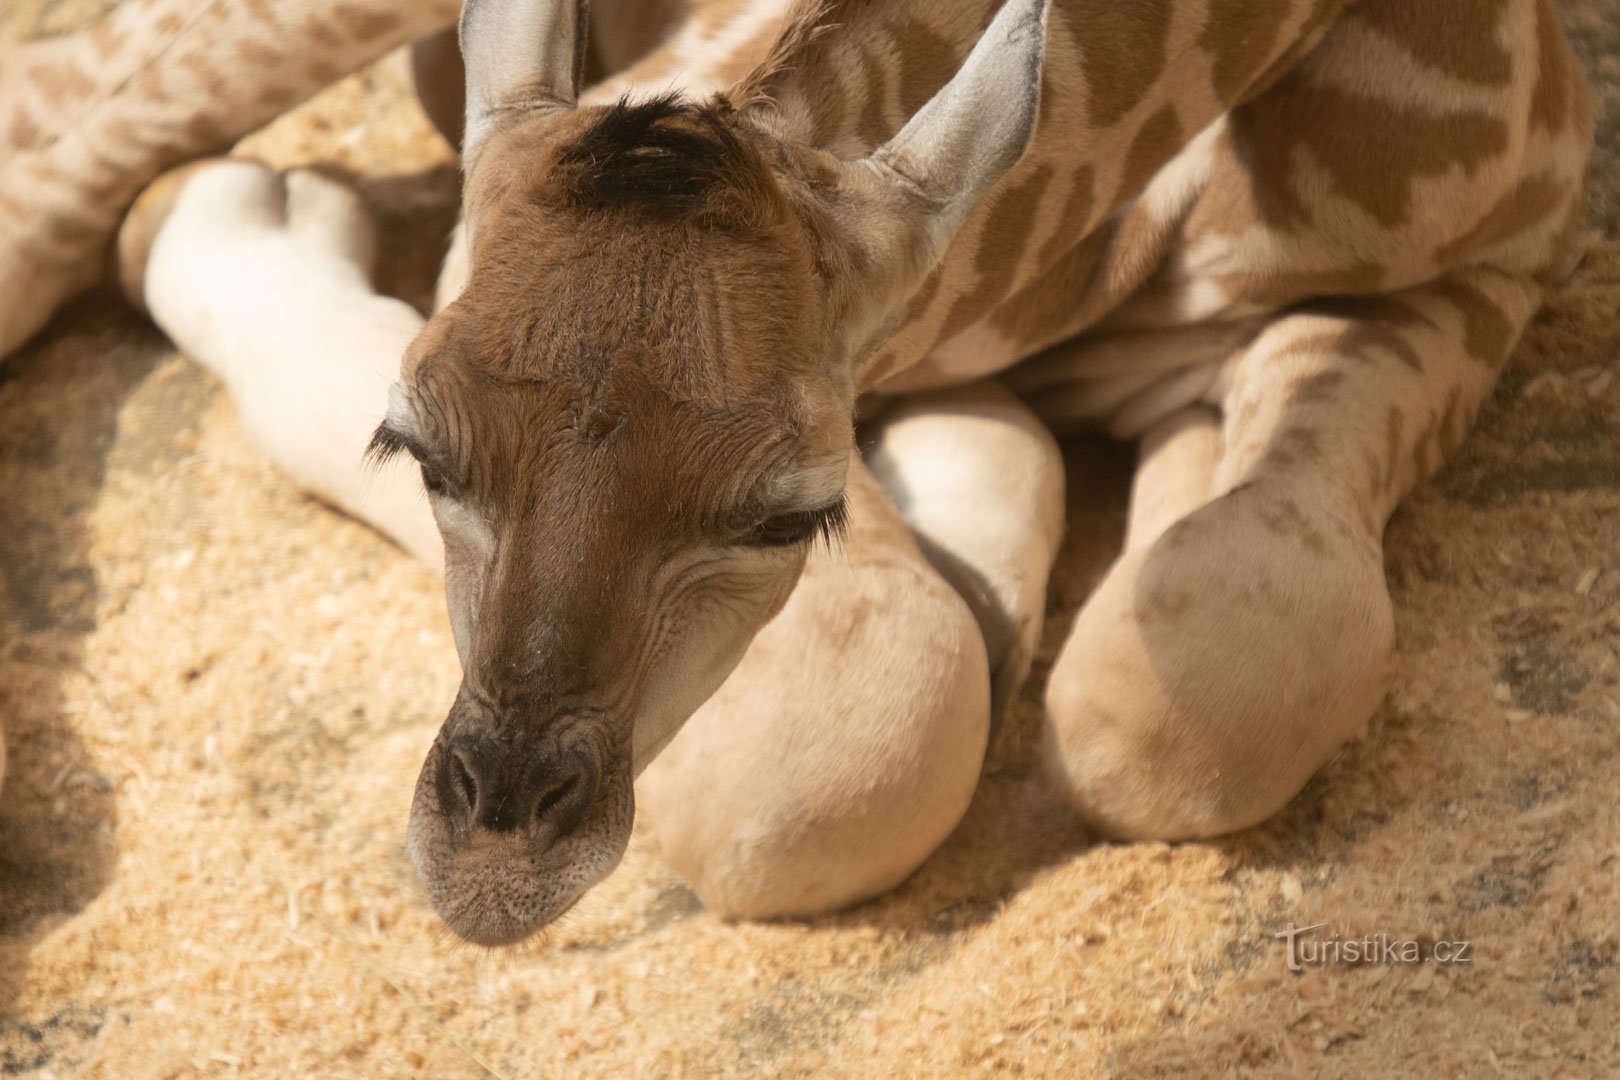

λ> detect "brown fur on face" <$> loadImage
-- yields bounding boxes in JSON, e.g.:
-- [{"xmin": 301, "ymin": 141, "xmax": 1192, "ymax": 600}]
[{"xmin": 399, "ymin": 96, "xmax": 867, "ymax": 944}]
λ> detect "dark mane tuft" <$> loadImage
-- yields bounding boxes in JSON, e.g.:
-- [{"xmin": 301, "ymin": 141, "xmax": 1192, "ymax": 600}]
[{"xmin": 551, "ymin": 93, "xmax": 766, "ymax": 216}]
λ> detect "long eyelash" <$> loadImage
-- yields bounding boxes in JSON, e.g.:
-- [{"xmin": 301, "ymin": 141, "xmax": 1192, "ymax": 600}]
[
  {"xmin": 813, "ymin": 494, "xmax": 850, "ymax": 548},
  {"xmin": 364, "ymin": 424, "xmax": 411, "ymax": 471}
]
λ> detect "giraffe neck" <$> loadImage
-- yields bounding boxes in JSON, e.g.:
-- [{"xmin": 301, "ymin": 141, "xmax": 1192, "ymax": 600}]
[{"xmin": 588, "ymin": 0, "xmax": 1588, "ymax": 400}]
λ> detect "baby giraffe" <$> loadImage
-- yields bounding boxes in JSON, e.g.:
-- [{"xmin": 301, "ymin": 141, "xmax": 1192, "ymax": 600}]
[
  {"xmin": 7, "ymin": 0, "xmax": 1596, "ymax": 941},
  {"xmin": 116, "ymin": 156, "xmax": 1064, "ymax": 922}
]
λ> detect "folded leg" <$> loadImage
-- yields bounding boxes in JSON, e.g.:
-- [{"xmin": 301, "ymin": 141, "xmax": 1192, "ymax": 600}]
[
  {"xmin": 863, "ymin": 381, "xmax": 1066, "ymax": 723},
  {"xmin": 1041, "ymin": 271, "xmax": 1542, "ymax": 839},
  {"xmin": 637, "ymin": 461, "xmax": 992, "ymax": 920},
  {"xmin": 0, "ymin": 0, "xmax": 459, "ymax": 359},
  {"xmin": 118, "ymin": 159, "xmax": 440, "ymax": 564}
]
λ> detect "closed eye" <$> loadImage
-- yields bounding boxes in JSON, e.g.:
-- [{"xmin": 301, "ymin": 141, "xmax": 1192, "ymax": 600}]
[
  {"xmin": 747, "ymin": 495, "xmax": 849, "ymax": 548},
  {"xmin": 366, "ymin": 422, "xmax": 454, "ymax": 497},
  {"xmin": 419, "ymin": 463, "xmax": 448, "ymax": 495}
]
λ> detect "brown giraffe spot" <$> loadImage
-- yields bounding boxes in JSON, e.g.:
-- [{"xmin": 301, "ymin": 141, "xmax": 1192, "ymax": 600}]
[
  {"xmin": 855, "ymin": 42, "xmax": 893, "ymax": 150},
  {"xmin": 1264, "ymin": 424, "xmax": 1325, "ymax": 471},
  {"xmin": 256, "ymin": 85, "xmax": 295, "ymax": 110},
  {"xmin": 32, "ymin": 61, "xmax": 96, "ymax": 104},
  {"xmin": 1433, "ymin": 173, "xmax": 1569, "ymax": 268},
  {"xmin": 0, "ymin": 189, "xmax": 29, "ymax": 223},
  {"xmin": 1219, "ymin": 262, "xmax": 1387, "ymax": 308},
  {"xmin": 334, "ymin": 4, "xmax": 402, "ymax": 43},
  {"xmin": 1252, "ymin": 495, "xmax": 1328, "ymax": 553},
  {"xmin": 1236, "ymin": 577, "xmax": 1289, "ymax": 616},
  {"xmin": 45, "ymin": 211, "xmax": 108, "ymax": 249},
  {"xmin": 178, "ymin": 51, "xmax": 220, "ymax": 92},
  {"xmin": 1202, "ymin": 0, "xmax": 1289, "ymax": 101},
  {"xmin": 867, "ymin": 266, "xmax": 947, "ymax": 384},
  {"xmin": 155, "ymin": 12, "xmax": 183, "ymax": 36},
  {"xmin": 1116, "ymin": 106, "xmax": 1184, "ymax": 208},
  {"xmin": 937, "ymin": 163, "xmax": 1056, "ymax": 339},
  {"xmin": 1427, "ymin": 277, "xmax": 1517, "ymax": 368},
  {"xmin": 308, "ymin": 60, "xmax": 343, "ymax": 85},
  {"xmin": 807, "ymin": 71, "xmax": 848, "ymax": 149},
  {"xmin": 1036, "ymin": 165, "xmax": 1096, "ymax": 266},
  {"xmin": 1351, "ymin": 0, "xmax": 1514, "ymax": 86},
  {"xmin": 236, "ymin": 40, "xmax": 282, "ymax": 69},
  {"xmin": 988, "ymin": 224, "xmax": 1111, "ymax": 345},
  {"xmin": 7, "ymin": 106, "xmax": 43, "ymax": 153},
  {"xmin": 1232, "ymin": 73, "xmax": 1511, "ymax": 232},
  {"xmin": 1069, "ymin": 0, "xmax": 1172, "ymax": 129},
  {"xmin": 1292, "ymin": 295, "xmax": 1434, "ymax": 372},
  {"xmin": 1288, "ymin": 370, "xmax": 1346, "ymax": 406},
  {"xmin": 1143, "ymin": 586, "xmax": 1193, "ymax": 621},
  {"xmin": 244, "ymin": 0, "xmax": 279, "ymax": 24},
  {"xmin": 21, "ymin": 157, "xmax": 64, "ymax": 189},
  {"xmin": 892, "ymin": 17, "xmax": 958, "ymax": 119},
  {"xmin": 1529, "ymin": 0, "xmax": 1574, "ymax": 133},
  {"xmin": 79, "ymin": 159, "xmax": 128, "ymax": 202},
  {"xmin": 183, "ymin": 113, "xmax": 227, "ymax": 148},
  {"xmin": 1241, "ymin": 0, "xmax": 1351, "ymax": 102},
  {"xmin": 305, "ymin": 17, "xmax": 344, "ymax": 51},
  {"xmin": 132, "ymin": 64, "xmax": 166, "ymax": 99},
  {"xmin": 91, "ymin": 20, "xmax": 130, "ymax": 62}
]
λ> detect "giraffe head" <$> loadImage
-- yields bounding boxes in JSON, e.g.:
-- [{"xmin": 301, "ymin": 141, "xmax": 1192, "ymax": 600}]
[{"xmin": 386, "ymin": 0, "xmax": 1048, "ymax": 944}]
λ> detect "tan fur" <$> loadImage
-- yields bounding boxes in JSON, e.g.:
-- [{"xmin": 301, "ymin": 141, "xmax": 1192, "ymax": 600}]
[
  {"xmin": 12, "ymin": 0, "xmax": 1595, "ymax": 942},
  {"xmin": 863, "ymin": 380, "xmax": 1065, "ymax": 723},
  {"xmin": 637, "ymin": 460, "xmax": 991, "ymax": 919}
]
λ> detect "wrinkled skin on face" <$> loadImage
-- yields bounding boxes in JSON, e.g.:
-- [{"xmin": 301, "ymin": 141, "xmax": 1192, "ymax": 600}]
[
  {"xmin": 391, "ymin": 103, "xmax": 867, "ymax": 944},
  {"xmin": 388, "ymin": 0, "xmax": 1049, "ymax": 944}
]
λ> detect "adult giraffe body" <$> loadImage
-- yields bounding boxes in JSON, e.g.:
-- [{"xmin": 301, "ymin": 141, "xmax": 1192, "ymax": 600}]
[{"xmin": 0, "ymin": 0, "xmax": 1593, "ymax": 942}]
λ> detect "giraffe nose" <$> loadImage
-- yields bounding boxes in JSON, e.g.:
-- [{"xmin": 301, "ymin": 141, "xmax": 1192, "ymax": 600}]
[{"xmin": 439, "ymin": 733, "xmax": 600, "ymax": 840}]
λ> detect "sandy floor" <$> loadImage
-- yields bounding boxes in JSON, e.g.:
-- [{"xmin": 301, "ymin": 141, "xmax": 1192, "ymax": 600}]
[{"xmin": 1, "ymin": 3, "xmax": 1618, "ymax": 1077}]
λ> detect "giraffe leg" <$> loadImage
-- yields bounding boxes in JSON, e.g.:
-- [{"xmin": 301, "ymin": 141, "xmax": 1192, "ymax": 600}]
[
  {"xmin": 0, "ymin": 0, "xmax": 459, "ymax": 360},
  {"xmin": 117, "ymin": 159, "xmax": 440, "ymax": 565},
  {"xmin": 863, "ymin": 380, "xmax": 1066, "ymax": 724},
  {"xmin": 637, "ymin": 461, "xmax": 992, "ymax": 920},
  {"xmin": 1041, "ymin": 270, "xmax": 1542, "ymax": 840}
]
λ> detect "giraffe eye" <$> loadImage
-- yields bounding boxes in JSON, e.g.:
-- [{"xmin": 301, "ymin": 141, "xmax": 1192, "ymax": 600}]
[
  {"xmin": 747, "ymin": 497, "xmax": 849, "ymax": 548},
  {"xmin": 420, "ymin": 463, "xmax": 448, "ymax": 495}
]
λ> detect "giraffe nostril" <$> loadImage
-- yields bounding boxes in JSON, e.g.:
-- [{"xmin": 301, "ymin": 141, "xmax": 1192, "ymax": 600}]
[
  {"xmin": 528, "ymin": 750, "xmax": 599, "ymax": 839},
  {"xmin": 449, "ymin": 749, "xmax": 480, "ymax": 814},
  {"xmin": 532, "ymin": 772, "xmax": 579, "ymax": 827}
]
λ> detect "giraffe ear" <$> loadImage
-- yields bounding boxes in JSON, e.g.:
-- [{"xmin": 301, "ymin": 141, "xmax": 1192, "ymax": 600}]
[
  {"xmin": 460, "ymin": 0, "xmax": 590, "ymax": 165},
  {"xmin": 863, "ymin": 0, "xmax": 1050, "ymax": 267},
  {"xmin": 822, "ymin": 0, "xmax": 1049, "ymax": 362}
]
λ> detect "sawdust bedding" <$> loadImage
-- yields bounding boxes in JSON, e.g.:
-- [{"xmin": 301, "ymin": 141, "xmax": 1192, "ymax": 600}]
[{"xmin": 1, "ymin": 2, "xmax": 1618, "ymax": 1076}]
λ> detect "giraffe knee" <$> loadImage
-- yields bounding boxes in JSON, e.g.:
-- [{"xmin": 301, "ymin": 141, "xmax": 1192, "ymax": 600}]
[
  {"xmin": 638, "ymin": 560, "xmax": 989, "ymax": 920},
  {"xmin": 1043, "ymin": 483, "xmax": 1395, "ymax": 840},
  {"xmin": 864, "ymin": 380, "xmax": 1065, "ymax": 724}
]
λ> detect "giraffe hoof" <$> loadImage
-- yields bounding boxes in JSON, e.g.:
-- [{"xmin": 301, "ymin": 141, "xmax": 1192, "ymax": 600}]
[
  {"xmin": 118, "ymin": 159, "xmax": 379, "ymax": 317},
  {"xmin": 117, "ymin": 158, "xmax": 264, "ymax": 314}
]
